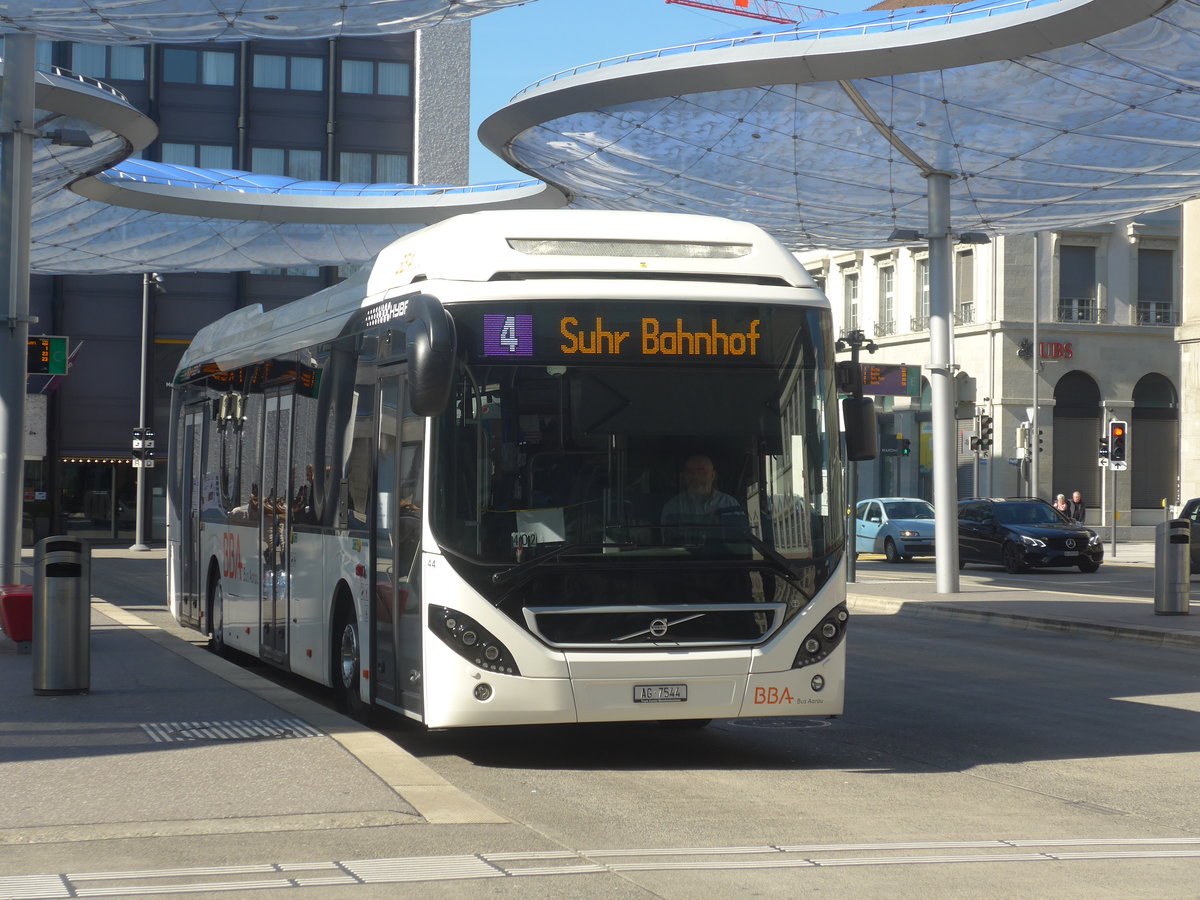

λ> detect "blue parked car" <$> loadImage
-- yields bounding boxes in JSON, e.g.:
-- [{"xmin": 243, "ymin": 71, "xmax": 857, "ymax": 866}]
[{"xmin": 855, "ymin": 497, "xmax": 935, "ymax": 563}]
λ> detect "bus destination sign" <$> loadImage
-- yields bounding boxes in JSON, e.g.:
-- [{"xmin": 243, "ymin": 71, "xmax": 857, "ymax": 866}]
[
  {"xmin": 861, "ymin": 363, "xmax": 920, "ymax": 397},
  {"xmin": 481, "ymin": 310, "xmax": 763, "ymax": 361}
]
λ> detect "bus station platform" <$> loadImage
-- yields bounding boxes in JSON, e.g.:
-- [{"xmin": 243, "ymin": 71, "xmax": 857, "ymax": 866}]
[{"xmin": 0, "ymin": 547, "xmax": 511, "ymax": 893}]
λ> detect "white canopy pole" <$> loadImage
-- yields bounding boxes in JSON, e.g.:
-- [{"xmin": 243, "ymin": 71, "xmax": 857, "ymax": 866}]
[{"xmin": 0, "ymin": 35, "xmax": 37, "ymax": 584}]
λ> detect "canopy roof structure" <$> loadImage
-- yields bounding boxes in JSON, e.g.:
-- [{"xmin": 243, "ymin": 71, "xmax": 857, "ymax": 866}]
[
  {"xmin": 17, "ymin": 60, "xmax": 562, "ymax": 274},
  {"xmin": 0, "ymin": 0, "xmax": 527, "ymax": 43},
  {"xmin": 482, "ymin": 0, "xmax": 1190, "ymax": 250}
]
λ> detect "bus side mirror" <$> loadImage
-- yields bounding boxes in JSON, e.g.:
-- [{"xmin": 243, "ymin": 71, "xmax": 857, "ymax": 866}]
[
  {"xmin": 405, "ymin": 293, "xmax": 456, "ymax": 417},
  {"xmin": 842, "ymin": 395, "xmax": 878, "ymax": 461}
]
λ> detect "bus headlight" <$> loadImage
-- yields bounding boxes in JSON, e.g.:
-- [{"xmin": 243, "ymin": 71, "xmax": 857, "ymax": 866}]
[
  {"xmin": 793, "ymin": 603, "xmax": 848, "ymax": 669},
  {"xmin": 429, "ymin": 605, "xmax": 521, "ymax": 676}
]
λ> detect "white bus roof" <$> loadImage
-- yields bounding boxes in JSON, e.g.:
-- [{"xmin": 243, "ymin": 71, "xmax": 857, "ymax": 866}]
[{"xmin": 179, "ymin": 209, "xmax": 818, "ymax": 375}]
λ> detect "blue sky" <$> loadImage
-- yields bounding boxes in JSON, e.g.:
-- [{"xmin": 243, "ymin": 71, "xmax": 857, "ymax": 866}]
[{"xmin": 469, "ymin": 0, "xmax": 874, "ymax": 183}]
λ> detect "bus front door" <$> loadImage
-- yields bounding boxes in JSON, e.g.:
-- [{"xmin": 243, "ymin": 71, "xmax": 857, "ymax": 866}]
[
  {"xmin": 372, "ymin": 373, "xmax": 424, "ymax": 714},
  {"xmin": 260, "ymin": 390, "xmax": 292, "ymax": 664},
  {"xmin": 178, "ymin": 404, "xmax": 205, "ymax": 627}
]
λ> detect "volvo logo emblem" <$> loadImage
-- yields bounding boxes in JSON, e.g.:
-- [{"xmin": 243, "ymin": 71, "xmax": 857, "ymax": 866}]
[
  {"xmin": 649, "ymin": 618, "xmax": 670, "ymax": 637},
  {"xmin": 1065, "ymin": 539, "xmax": 1076, "ymax": 549}
]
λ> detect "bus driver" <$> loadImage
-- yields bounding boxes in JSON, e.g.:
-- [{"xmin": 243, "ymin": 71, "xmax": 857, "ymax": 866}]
[{"xmin": 661, "ymin": 453, "xmax": 746, "ymax": 544}]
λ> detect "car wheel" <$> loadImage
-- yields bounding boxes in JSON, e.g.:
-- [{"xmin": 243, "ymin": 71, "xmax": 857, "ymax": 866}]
[
  {"xmin": 1078, "ymin": 558, "xmax": 1101, "ymax": 573},
  {"xmin": 1003, "ymin": 542, "xmax": 1026, "ymax": 574},
  {"xmin": 884, "ymin": 537, "xmax": 902, "ymax": 564}
]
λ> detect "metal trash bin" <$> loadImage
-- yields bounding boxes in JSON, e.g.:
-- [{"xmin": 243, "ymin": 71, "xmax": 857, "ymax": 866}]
[
  {"xmin": 1154, "ymin": 519, "xmax": 1191, "ymax": 616},
  {"xmin": 33, "ymin": 536, "xmax": 91, "ymax": 694}
]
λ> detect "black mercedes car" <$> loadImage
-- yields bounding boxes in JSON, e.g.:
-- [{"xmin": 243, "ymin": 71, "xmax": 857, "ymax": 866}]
[{"xmin": 958, "ymin": 497, "xmax": 1104, "ymax": 573}]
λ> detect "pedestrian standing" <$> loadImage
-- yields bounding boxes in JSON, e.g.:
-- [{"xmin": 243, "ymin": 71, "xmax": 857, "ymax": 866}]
[{"xmin": 1068, "ymin": 490, "xmax": 1086, "ymax": 524}]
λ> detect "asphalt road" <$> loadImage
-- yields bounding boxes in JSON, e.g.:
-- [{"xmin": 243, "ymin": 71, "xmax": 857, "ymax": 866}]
[{"xmin": 383, "ymin": 599, "xmax": 1200, "ymax": 898}]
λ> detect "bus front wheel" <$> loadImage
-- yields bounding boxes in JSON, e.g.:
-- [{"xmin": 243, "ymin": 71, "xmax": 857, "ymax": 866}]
[
  {"xmin": 208, "ymin": 575, "xmax": 228, "ymax": 657},
  {"xmin": 332, "ymin": 598, "xmax": 370, "ymax": 722}
]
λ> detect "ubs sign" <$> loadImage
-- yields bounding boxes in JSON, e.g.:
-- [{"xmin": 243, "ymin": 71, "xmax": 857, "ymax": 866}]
[{"xmin": 1041, "ymin": 340, "xmax": 1073, "ymax": 360}]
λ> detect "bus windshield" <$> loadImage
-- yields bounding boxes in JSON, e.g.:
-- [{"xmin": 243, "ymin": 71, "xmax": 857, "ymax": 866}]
[{"xmin": 430, "ymin": 302, "xmax": 842, "ymax": 570}]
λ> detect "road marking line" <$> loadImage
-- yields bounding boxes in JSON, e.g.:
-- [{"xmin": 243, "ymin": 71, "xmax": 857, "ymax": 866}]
[{"xmin": 8, "ymin": 838, "xmax": 1200, "ymax": 898}]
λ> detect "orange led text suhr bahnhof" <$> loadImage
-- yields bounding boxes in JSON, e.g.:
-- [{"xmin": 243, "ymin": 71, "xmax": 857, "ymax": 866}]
[{"xmin": 559, "ymin": 316, "xmax": 761, "ymax": 357}]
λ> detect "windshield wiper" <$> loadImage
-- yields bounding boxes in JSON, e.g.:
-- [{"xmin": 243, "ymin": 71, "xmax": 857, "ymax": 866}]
[{"xmin": 740, "ymin": 530, "xmax": 809, "ymax": 593}]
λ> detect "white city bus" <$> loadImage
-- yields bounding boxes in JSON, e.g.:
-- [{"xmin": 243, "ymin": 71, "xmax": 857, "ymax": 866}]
[{"xmin": 167, "ymin": 209, "xmax": 870, "ymax": 728}]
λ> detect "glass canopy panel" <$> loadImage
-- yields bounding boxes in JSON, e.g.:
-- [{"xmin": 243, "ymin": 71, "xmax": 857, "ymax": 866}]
[{"xmin": 494, "ymin": 0, "xmax": 1200, "ymax": 250}]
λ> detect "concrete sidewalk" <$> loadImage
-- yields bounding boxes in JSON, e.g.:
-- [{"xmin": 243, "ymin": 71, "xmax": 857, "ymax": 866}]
[
  {"xmin": 0, "ymin": 547, "xmax": 507, "ymax": 851},
  {"xmin": 848, "ymin": 541, "xmax": 1200, "ymax": 649}
]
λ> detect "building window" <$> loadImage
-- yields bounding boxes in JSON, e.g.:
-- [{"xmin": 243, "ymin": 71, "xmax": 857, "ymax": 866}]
[
  {"xmin": 956, "ymin": 250, "xmax": 975, "ymax": 324},
  {"xmin": 253, "ymin": 54, "xmax": 323, "ymax": 91},
  {"xmin": 339, "ymin": 151, "xmax": 411, "ymax": 184},
  {"xmin": 161, "ymin": 142, "xmax": 234, "ymax": 169},
  {"xmin": 36, "ymin": 40, "xmax": 54, "ymax": 69},
  {"xmin": 1058, "ymin": 244, "xmax": 1100, "ymax": 323},
  {"xmin": 912, "ymin": 257, "xmax": 930, "ymax": 331},
  {"xmin": 876, "ymin": 265, "xmax": 895, "ymax": 336},
  {"xmin": 69, "ymin": 43, "xmax": 145, "ymax": 81},
  {"xmin": 844, "ymin": 271, "xmax": 859, "ymax": 332},
  {"xmin": 252, "ymin": 147, "xmax": 322, "ymax": 180},
  {"xmin": 341, "ymin": 59, "xmax": 411, "ymax": 96},
  {"xmin": 163, "ymin": 48, "xmax": 235, "ymax": 86},
  {"xmin": 251, "ymin": 267, "xmax": 322, "ymax": 277},
  {"xmin": 1136, "ymin": 247, "xmax": 1176, "ymax": 325}
]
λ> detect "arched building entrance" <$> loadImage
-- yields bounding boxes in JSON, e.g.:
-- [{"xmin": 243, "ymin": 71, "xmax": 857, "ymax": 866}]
[
  {"xmin": 1052, "ymin": 372, "xmax": 1102, "ymax": 512},
  {"xmin": 1131, "ymin": 373, "xmax": 1179, "ymax": 509}
]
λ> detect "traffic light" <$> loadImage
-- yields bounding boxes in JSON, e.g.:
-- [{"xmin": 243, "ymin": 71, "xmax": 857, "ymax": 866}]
[
  {"xmin": 132, "ymin": 427, "xmax": 156, "ymax": 469},
  {"xmin": 1037, "ymin": 429, "xmax": 1044, "ymax": 453},
  {"xmin": 979, "ymin": 414, "xmax": 993, "ymax": 448},
  {"xmin": 901, "ymin": 438, "xmax": 911, "ymax": 456},
  {"xmin": 1109, "ymin": 420, "xmax": 1127, "ymax": 465},
  {"xmin": 1098, "ymin": 436, "xmax": 1109, "ymax": 464}
]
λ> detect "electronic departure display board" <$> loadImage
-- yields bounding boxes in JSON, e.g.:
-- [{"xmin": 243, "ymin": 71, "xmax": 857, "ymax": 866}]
[
  {"xmin": 861, "ymin": 363, "xmax": 920, "ymax": 397},
  {"xmin": 460, "ymin": 301, "xmax": 818, "ymax": 367},
  {"xmin": 27, "ymin": 336, "xmax": 69, "ymax": 376}
]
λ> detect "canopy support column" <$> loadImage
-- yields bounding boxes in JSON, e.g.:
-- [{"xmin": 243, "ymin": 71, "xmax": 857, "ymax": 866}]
[
  {"xmin": 0, "ymin": 35, "xmax": 36, "ymax": 584},
  {"xmin": 927, "ymin": 171, "xmax": 960, "ymax": 593}
]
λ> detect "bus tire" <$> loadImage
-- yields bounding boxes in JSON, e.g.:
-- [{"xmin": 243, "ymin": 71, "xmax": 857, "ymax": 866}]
[
  {"xmin": 332, "ymin": 593, "xmax": 370, "ymax": 723},
  {"xmin": 207, "ymin": 562, "xmax": 229, "ymax": 658}
]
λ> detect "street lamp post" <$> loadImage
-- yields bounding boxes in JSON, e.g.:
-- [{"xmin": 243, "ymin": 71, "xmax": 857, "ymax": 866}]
[{"xmin": 130, "ymin": 272, "xmax": 162, "ymax": 552}]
